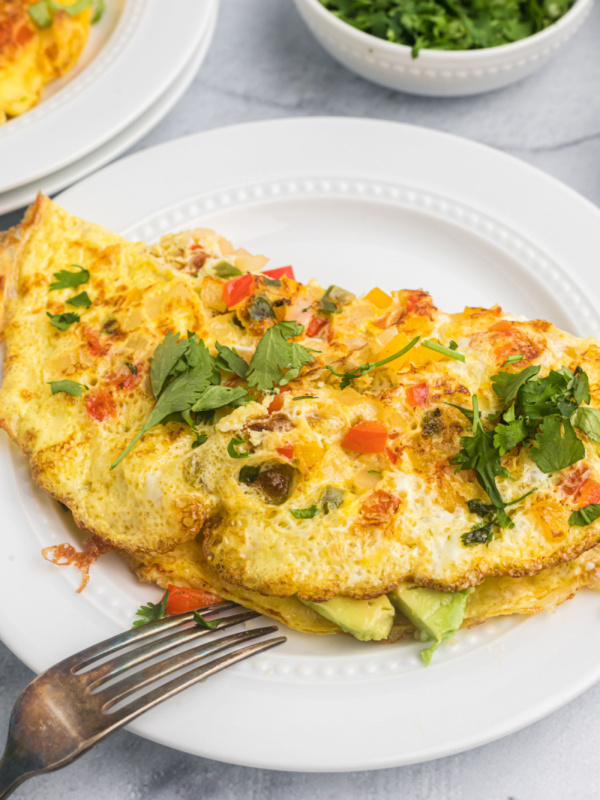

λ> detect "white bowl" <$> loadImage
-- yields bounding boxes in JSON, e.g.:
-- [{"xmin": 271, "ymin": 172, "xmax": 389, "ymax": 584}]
[{"xmin": 293, "ymin": 0, "xmax": 593, "ymax": 96}]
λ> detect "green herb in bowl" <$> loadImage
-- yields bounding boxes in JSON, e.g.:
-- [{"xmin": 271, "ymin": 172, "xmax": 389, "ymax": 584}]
[{"xmin": 319, "ymin": 0, "xmax": 575, "ymax": 57}]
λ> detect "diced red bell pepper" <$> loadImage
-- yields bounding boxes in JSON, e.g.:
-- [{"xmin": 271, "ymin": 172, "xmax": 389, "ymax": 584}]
[
  {"xmin": 222, "ymin": 273, "xmax": 254, "ymax": 307},
  {"xmin": 306, "ymin": 316, "xmax": 329, "ymax": 339},
  {"xmin": 85, "ymin": 390, "xmax": 117, "ymax": 422},
  {"xmin": 165, "ymin": 584, "xmax": 221, "ymax": 615},
  {"xmin": 342, "ymin": 421, "xmax": 388, "ymax": 453},
  {"xmin": 262, "ymin": 266, "xmax": 296, "ymax": 281},
  {"xmin": 268, "ymin": 394, "xmax": 284, "ymax": 413},
  {"xmin": 577, "ymin": 479, "xmax": 600, "ymax": 508},
  {"xmin": 277, "ymin": 444, "xmax": 295, "ymax": 460},
  {"xmin": 406, "ymin": 383, "xmax": 429, "ymax": 407}
]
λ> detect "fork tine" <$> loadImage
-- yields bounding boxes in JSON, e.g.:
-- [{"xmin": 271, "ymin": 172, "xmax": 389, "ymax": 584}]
[
  {"xmin": 106, "ymin": 636, "xmax": 287, "ymax": 727},
  {"xmin": 100, "ymin": 627, "xmax": 278, "ymax": 708},
  {"xmin": 68, "ymin": 602, "xmax": 237, "ymax": 671},
  {"xmin": 84, "ymin": 610, "xmax": 260, "ymax": 690}
]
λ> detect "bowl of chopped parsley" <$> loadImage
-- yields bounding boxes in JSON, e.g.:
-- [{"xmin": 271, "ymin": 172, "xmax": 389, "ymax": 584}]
[{"xmin": 293, "ymin": 0, "xmax": 592, "ymax": 96}]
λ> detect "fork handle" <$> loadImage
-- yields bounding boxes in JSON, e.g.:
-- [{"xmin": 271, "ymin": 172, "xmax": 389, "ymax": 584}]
[{"xmin": 0, "ymin": 748, "xmax": 32, "ymax": 799}]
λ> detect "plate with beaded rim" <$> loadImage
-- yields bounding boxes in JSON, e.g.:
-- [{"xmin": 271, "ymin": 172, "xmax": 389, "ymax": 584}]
[{"xmin": 2, "ymin": 117, "xmax": 600, "ymax": 771}]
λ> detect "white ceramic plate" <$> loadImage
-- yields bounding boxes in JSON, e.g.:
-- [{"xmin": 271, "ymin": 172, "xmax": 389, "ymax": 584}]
[
  {"xmin": 0, "ymin": 1, "xmax": 218, "ymax": 216},
  {"xmin": 3, "ymin": 118, "xmax": 600, "ymax": 772},
  {"xmin": 0, "ymin": 0, "xmax": 213, "ymax": 193}
]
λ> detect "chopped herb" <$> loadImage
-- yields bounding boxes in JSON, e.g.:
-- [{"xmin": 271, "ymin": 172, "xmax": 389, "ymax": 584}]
[
  {"xmin": 46, "ymin": 311, "xmax": 80, "ymax": 331},
  {"xmin": 132, "ymin": 591, "xmax": 168, "ymax": 628},
  {"xmin": 421, "ymin": 339, "xmax": 465, "ymax": 362},
  {"xmin": 66, "ymin": 291, "xmax": 92, "ymax": 308},
  {"xmin": 49, "ymin": 265, "xmax": 89, "ymax": 291},
  {"xmin": 214, "ymin": 261, "xmax": 243, "ymax": 278},
  {"xmin": 572, "ymin": 406, "xmax": 600, "ymax": 445},
  {"xmin": 191, "ymin": 385, "xmax": 247, "ymax": 412},
  {"xmin": 228, "ymin": 435, "xmax": 250, "ymax": 459},
  {"xmin": 249, "ymin": 296, "xmax": 276, "ymax": 321},
  {"xmin": 327, "ymin": 335, "xmax": 420, "ymax": 389},
  {"xmin": 191, "ymin": 432, "xmax": 208, "ymax": 449},
  {"xmin": 290, "ymin": 505, "xmax": 320, "ymax": 519},
  {"xmin": 125, "ymin": 361, "xmax": 138, "ymax": 375},
  {"xmin": 293, "ymin": 395, "xmax": 317, "ymax": 401},
  {"xmin": 239, "ymin": 465, "xmax": 260, "ymax": 483},
  {"xmin": 193, "ymin": 610, "xmax": 220, "ymax": 630},
  {"xmin": 491, "ymin": 365, "xmax": 540, "ymax": 408},
  {"xmin": 319, "ymin": 0, "xmax": 576, "ymax": 58},
  {"xmin": 503, "ymin": 354, "xmax": 524, "ymax": 366},
  {"xmin": 569, "ymin": 503, "xmax": 600, "ymax": 527},
  {"xmin": 246, "ymin": 321, "xmax": 315, "ymax": 392},
  {"xmin": 368, "ymin": 470, "xmax": 382, "ymax": 475},
  {"xmin": 48, "ymin": 379, "xmax": 86, "ymax": 396},
  {"xmin": 461, "ymin": 522, "xmax": 494, "ymax": 547},
  {"xmin": 449, "ymin": 340, "xmax": 459, "ymax": 350}
]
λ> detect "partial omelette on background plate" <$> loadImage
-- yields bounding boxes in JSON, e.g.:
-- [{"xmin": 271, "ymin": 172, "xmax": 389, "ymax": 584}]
[
  {"xmin": 0, "ymin": 0, "xmax": 104, "ymax": 125},
  {"xmin": 2, "ymin": 195, "xmax": 600, "ymax": 664}
]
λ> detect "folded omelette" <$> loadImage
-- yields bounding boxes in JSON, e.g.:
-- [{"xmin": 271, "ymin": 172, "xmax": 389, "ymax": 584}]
[{"xmin": 2, "ymin": 196, "xmax": 600, "ymax": 660}]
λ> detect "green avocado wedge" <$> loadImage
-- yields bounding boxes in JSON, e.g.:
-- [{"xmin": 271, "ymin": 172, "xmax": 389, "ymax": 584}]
[
  {"xmin": 388, "ymin": 585, "xmax": 473, "ymax": 665},
  {"xmin": 301, "ymin": 595, "xmax": 395, "ymax": 641}
]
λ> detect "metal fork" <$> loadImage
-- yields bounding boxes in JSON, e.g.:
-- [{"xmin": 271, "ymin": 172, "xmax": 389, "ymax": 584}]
[{"xmin": 0, "ymin": 602, "xmax": 286, "ymax": 798}]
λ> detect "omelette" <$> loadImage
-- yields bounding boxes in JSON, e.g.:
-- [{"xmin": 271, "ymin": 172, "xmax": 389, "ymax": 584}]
[
  {"xmin": 3, "ymin": 195, "xmax": 600, "ymax": 660},
  {"xmin": 0, "ymin": 0, "xmax": 98, "ymax": 125}
]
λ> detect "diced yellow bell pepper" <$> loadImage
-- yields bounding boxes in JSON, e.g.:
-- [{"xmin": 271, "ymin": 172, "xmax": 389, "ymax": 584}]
[
  {"xmin": 376, "ymin": 333, "xmax": 447, "ymax": 370},
  {"xmin": 365, "ymin": 287, "xmax": 393, "ymax": 309},
  {"xmin": 295, "ymin": 441, "xmax": 325, "ymax": 473}
]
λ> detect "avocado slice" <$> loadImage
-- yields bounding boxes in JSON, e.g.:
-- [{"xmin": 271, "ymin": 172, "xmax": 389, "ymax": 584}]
[
  {"xmin": 302, "ymin": 595, "xmax": 395, "ymax": 641},
  {"xmin": 388, "ymin": 585, "xmax": 473, "ymax": 665}
]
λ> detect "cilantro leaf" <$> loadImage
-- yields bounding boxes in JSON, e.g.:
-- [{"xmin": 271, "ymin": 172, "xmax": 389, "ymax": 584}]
[
  {"xmin": 193, "ymin": 610, "xmax": 220, "ymax": 629},
  {"xmin": 149, "ymin": 332, "xmax": 189, "ymax": 397},
  {"xmin": 66, "ymin": 291, "xmax": 92, "ymax": 308},
  {"xmin": 191, "ymin": 385, "xmax": 247, "ymax": 412},
  {"xmin": 49, "ymin": 265, "xmax": 89, "ymax": 291},
  {"xmin": 572, "ymin": 407, "xmax": 600, "ymax": 445},
  {"xmin": 239, "ymin": 465, "xmax": 260, "ymax": 483},
  {"xmin": 573, "ymin": 367, "xmax": 591, "ymax": 406},
  {"xmin": 28, "ymin": 1, "xmax": 53, "ymax": 27},
  {"xmin": 290, "ymin": 505, "xmax": 320, "ymax": 519},
  {"xmin": 491, "ymin": 365, "xmax": 540, "ymax": 407},
  {"xmin": 493, "ymin": 418, "xmax": 529, "ymax": 455},
  {"xmin": 246, "ymin": 321, "xmax": 314, "ymax": 392},
  {"xmin": 48, "ymin": 379, "xmax": 86, "ymax": 397},
  {"xmin": 132, "ymin": 591, "xmax": 169, "ymax": 628},
  {"xmin": 466, "ymin": 498, "xmax": 496, "ymax": 518},
  {"xmin": 569, "ymin": 503, "xmax": 600, "ymax": 527},
  {"xmin": 517, "ymin": 369, "xmax": 571, "ymax": 419},
  {"xmin": 46, "ymin": 311, "xmax": 80, "ymax": 331},
  {"xmin": 125, "ymin": 361, "xmax": 138, "ymax": 375},
  {"xmin": 528, "ymin": 416, "xmax": 585, "ymax": 474},
  {"xmin": 215, "ymin": 343, "xmax": 249, "ymax": 379},
  {"xmin": 191, "ymin": 431, "xmax": 208, "ymax": 448},
  {"xmin": 91, "ymin": 0, "xmax": 105, "ymax": 23}
]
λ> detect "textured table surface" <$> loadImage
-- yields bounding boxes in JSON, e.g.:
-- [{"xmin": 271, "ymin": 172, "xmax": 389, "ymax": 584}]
[{"xmin": 2, "ymin": 2, "xmax": 600, "ymax": 798}]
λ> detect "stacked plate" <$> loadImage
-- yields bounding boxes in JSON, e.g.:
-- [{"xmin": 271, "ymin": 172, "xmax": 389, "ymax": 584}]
[{"xmin": 0, "ymin": 0, "xmax": 218, "ymax": 215}]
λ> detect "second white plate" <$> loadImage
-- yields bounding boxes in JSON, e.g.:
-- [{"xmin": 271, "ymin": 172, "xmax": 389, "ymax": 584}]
[
  {"xmin": 0, "ymin": 0, "xmax": 213, "ymax": 193},
  {"xmin": 0, "ymin": 1, "xmax": 218, "ymax": 216}
]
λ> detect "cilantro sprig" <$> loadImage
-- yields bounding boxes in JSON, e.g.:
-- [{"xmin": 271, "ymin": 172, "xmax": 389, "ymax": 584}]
[
  {"xmin": 452, "ymin": 363, "xmax": 600, "ymax": 544},
  {"xmin": 328, "ymin": 336, "xmax": 419, "ymax": 389},
  {"xmin": 132, "ymin": 591, "xmax": 169, "ymax": 628},
  {"xmin": 111, "ymin": 332, "xmax": 247, "ymax": 469},
  {"xmin": 246, "ymin": 321, "xmax": 315, "ymax": 392}
]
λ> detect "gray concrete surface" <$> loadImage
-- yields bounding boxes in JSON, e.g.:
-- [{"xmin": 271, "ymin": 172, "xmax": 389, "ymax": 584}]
[{"xmin": 1, "ymin": 1, "xmax": 600, "ymax": 797}]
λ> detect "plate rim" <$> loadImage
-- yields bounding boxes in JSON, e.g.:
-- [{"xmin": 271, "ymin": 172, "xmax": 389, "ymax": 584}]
[{"xmin": 3, "ymin": 117, "xmax": 600, "ymax": 771}]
